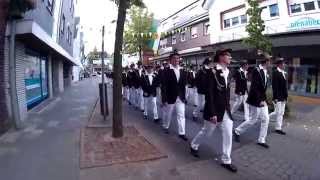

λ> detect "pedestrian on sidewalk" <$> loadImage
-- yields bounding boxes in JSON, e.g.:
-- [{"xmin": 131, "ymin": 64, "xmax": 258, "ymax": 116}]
[
  {"xmin": 269, "ymin": 57, "xmax": 288, "ymax": 135},
  {"xmin": 231, "ymin": 60, "xmax": 249, "ymax": 121},
  {"xmin": 158, "ymin": 61, "xmax": 170, "ymax": 121},
  {"xmin": 234, "ymin": 55, "xmax": 272, "ymax": 149},
  {"xmin": 162, "ymin": 50, "xmax": 188, "ymax": 141},
  {"xmin": 193, "ymin": 59, "xmax": 211, "ymax": 121},
  {"xmin": 190, "ymin": 48, "xmax": 237, "ymax": 173},
  {"xmin": 122, "ymin": 66, "xmax": 130, "ymax": 102},
  {"xmin": 142, "ymin": 65, "xmax": 160, "ymax": 123}
]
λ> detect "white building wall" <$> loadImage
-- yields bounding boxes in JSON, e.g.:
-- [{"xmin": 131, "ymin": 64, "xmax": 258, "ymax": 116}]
[{"xmin": 206, "ymin": 0, "xmax": 320, "ymax": 44}]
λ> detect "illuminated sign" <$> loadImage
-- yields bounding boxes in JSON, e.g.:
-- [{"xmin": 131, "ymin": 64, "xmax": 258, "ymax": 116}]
[{"xmin": 289, "ymin": 17, "xmax": 320, "ymax": 30}]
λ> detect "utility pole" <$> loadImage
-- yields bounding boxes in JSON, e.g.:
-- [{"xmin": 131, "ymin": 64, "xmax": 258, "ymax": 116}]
[{"xmin": 101, "ymin": 25, "xmax": 107, "ymax": 121}]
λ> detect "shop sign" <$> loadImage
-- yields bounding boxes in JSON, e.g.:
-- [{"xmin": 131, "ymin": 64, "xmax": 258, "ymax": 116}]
[{"xmin": 288, "ymin": 17, "xmax": 320, "ymax": 30}]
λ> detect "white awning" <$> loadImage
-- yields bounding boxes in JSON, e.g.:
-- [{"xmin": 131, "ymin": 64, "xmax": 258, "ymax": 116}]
[{"xmin": 6, "ymin": 20, "xmax": 77, "ymax": 65}]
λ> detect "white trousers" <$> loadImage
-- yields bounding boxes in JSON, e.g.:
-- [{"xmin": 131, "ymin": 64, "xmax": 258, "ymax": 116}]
[
  {"xmin": 123, "ymin": 87, "xmax": 130, "ymax": 101},
  {"xmin": 269, "ymin": 101, "xmax": 286, "ymax": 130},
  {"xmin": 187, "ymin": 87, "xmax": 197, "ymax": 106},
  {"xmin": 129, "ymin": 88, "xmax": 136, "ymax": 105},
  {"xmin": 163, "ymin": 98, "xmax": 186, "ymax": 135},
  {"xmin": 193, "ymin": 93, "xmax": 205, "ymax": 118},
  {"xmin": 191, "ymin": 112, "xmax": 233, "ymax": 164},
  {"xmin": 235, "ymin": 105, "xmax": 270, "ymax": 143},
  {"xmin": 231, "ymin": 94, "xmax": 249, "ymax": 121},
  {"xmin": 144, "ymin": 96, "xmax": 159, "ymax": 119},
  {"xmin": 138, "ymin": 88, "xmax": 144, "ymax": 111}
]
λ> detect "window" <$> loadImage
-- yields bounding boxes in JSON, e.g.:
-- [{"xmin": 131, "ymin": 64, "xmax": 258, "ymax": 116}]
[
  {"xmin": 304, "ymin": 1, "xmax": 315, "ymax": 11},
  {"xmin": 269, "ymin": 4, "xmax": 279, "ymax": 17},
  {"xmin": 160, "ymin": 38, "xmax": 167, "ymax": 49},
  {"xmin": 67, "ymin": 26, "xmax": 70, "ymax": 42},
  {"xmin": 172, "ymin": 35, "xmax": 176, "ymax": 44},
  {"xmin": 291, "ymin": 4, "xmax": 302, "ymax": 13},
  {"xmin": 240, "ymin": 15, "xmax": 247, "ymax": 24},
  {"xmin": 224, "ymin": 19, "xmax": 231, "ymax": 28},
  {"xmin": 60, "ymin": 15, "xmax": 65, "ymax": 34},
  {"xmin": 180, "ymin": 31, "xmax": 186, "ymax": 42},
  {"xmin": 232, "ymin": 17, "xmax": 239, "ymax": 26},
  {"xmin": 318, "ymin": 0, "xmax": 320, "ymax": 8},
  {"xmin": 47, "ymin": 0, "xmax": 55, "ymax": 13},
  {"xmin": 204, "ymin": 23, "xmax": 210, "ymax": 35},
  {"xmin": 191, "ymin": 26, "xmax": 198, "ymax": 38}
]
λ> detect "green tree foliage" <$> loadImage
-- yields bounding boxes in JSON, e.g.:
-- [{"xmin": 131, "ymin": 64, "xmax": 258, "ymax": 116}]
[
  {"xmin": 243, "ymin": 0, "xmax": 272, "ymax": 54},
  {"xmin": 124, "ymin": 7, "xmax": 154, "ymax": 60}
]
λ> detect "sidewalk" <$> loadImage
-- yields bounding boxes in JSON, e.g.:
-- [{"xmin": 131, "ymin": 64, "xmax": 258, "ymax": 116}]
[{"xmin": 80, "ymin": 85, "xmax": 320, "ymax": 180}]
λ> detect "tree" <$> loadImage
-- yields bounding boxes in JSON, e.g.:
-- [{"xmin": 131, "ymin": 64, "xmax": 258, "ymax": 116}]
[
  {"xmin": 124, "ymin": 7, "xmax": 154, "ymax": 62},
  {"xmin": 110, "ymin": 0, "xmax": 145, "ymax": 138},
  {"xmin": 243, "ymin": 0, "xmax": 272, "ymax": 54}
]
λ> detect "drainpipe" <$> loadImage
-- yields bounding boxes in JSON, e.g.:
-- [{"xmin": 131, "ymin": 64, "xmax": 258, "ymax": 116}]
[{"xmin": 8, "ymin": 19, "xmax": 22, "ymax": 129}]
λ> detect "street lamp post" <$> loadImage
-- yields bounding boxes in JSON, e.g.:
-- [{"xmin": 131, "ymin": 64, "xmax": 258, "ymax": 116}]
[{"xmin": 101, "ymin": 25, "xmax": 107, "ymax": 121}]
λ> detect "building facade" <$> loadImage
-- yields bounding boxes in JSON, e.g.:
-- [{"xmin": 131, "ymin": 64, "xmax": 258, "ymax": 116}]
[
  {"xmin": 203, "ymin": 0, "xmax": 320, "ymax": 97},
  {"xmin": 2, "ymin": 0, "xmax": 79, "ymax": 128},
  {"xmin": 152, "ymin": 0, "xmax": 210, "ymax": 65}
]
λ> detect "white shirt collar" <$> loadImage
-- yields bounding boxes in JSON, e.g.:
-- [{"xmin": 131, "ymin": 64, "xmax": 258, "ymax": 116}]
[
  {"xmin": 240, "ymin": 67, "xmax": 244, "ymax": 72},
  {"xmin": 204, "ymin": 65, "xmax": 209, "ymax": 69},
  {"xmin": 277, "ymin": 67, "xmax": 286, "ymax": 74},
  {"xmin": 170, "ymin": 64, "xmax": 181, "ymax": 70},
  {"xmin": 259, "ymin": 64, "xmax": 266, "ymax": 70},
  {"xmin": 216, "ymin": 63, "xmax": 228, "ymax": 72}
]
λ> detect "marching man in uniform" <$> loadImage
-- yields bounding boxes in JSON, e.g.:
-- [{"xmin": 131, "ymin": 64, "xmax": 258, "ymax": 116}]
[
  {"xmin": 269, "ymin": 57, "xmax": 288, "ymax": 135},
  {"xmin": 190, "ymin": 49, "xmax": 238, "ymax": 173},
  {"xmin": 141, "ymin": 65, "xmax": 160, "ymax": 123},
  {"xmin": 162, "ymin": 51, "xmax": 188, "ymax": 141},
  {"xmin": 136, "ymin": 61, "xmax": 145, "ymax": 112},
  {"xmin": 234, "ymin": 55, "xmax": 272, "ymax": 149},
  {"xmin": 231, "ymin": 60, "xmax": 249, "ymax": 122}
]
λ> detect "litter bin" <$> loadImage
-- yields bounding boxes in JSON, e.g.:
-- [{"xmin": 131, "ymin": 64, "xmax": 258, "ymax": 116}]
[{"xmin": 99, "ymin": 83, "xmax": 109, "ymax": 116}]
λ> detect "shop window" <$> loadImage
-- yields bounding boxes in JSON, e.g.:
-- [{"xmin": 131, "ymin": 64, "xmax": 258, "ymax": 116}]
[
  {"xmin": 204, "ymin": 22, "xmax": 210, "ymax": 35},
  {"xmin": 269, "ymin": 4, "xmax": 279, "ymax": 17},
  {"xmin": 240, "ymin": 15, "xmax": 247, "ymax": 24},
  {"xmin": 291, "ymin": 4, "xmax": 302, "ymax": 13},
  {"xmin": 232, "ymin": 17, "xmax": 239, "ymax": 26},
  {"xmin": 191, "ymin": 26, "xmax": 198, "ymax": 39},
  {"xmin": 304, "ymin": 1, "xmax": 315, "ymax": 11},
  {"xmin": 181, "ymin": 31, "xmax": 186, "ymax": 42},
  {"xmin": 60, "ymin": 15, "xmax": 65, "ymax": 34},
  {"xmin": 172, "ymin": 35, "xmax": 176, "ymax": 44},
  {"xmin": 224, "ymin": 19, "xmax": 231, "ymax": 28}
]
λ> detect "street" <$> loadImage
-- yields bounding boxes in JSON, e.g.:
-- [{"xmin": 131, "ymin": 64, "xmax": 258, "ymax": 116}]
[{"xmin": 1, "ymin": 78, "xmax": 319, "ymax": 180}]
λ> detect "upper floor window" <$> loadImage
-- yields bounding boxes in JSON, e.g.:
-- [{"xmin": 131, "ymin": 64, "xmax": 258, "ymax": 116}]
[
  {"xmin": 180, "ymin": 31, "xmax": 186, "ymax": 42},
  {"xmin": 318, "ymin": 0, "xmax": 320, "ymax": 8},
  {"xmin": 47, "ymin": 0, "xmax": 55, "ymax": 13},
  {"xmin": 224, "ymin": 19, "xmax": 231, "ymax": 28},
  {"xmin": 160, "ymin": 38, "xmax": 167, "ymax": 49},
  {"xmin": 172, "ymin": 35, "xmax": 177, "ymax": 44},
  {"xmin": 290, "ymin": 4, "xmax": 302, "ymax": 13},
  {"xmin": 304, "ymin": 1, "xmax": 316, "ymax": 11},
  {"xmin": 240, "ymin": 14, "xmax": 247, "ymax": 24},
  {"xmin": 269, "ymin": 4, "xmax": 279, "ymax": 17},
  {"xmin": 232, "ymin": 17, "xmax": 239, "ymax": 26},
  {"xmin": 60, "ymin": 15, "xmax": 65, "ymax": 34},
  {"xmin": 67, "ymin": 26, "xmax": 70, "ymax": 42},
  {"xmin": 204, "ymin": 22, "xmax": 210, "ymax": 35},
  {"xmin": 191, "ymin": 27, "xmax": 198, "ymax": 39}
]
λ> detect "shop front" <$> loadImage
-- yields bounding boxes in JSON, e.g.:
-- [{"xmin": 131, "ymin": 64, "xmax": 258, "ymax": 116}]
[{"xmin": 24, "ymin": 49, "xmax": 48, "ymax": 109}]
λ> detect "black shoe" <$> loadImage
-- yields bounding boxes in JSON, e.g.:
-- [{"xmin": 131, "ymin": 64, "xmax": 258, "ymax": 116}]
[
  {"xmin": 163, "ymin": 128, "xmax": 169, "ymax": 134},
  {"xmin": 143, "ymin": 115, "xmax": 148, "ymax": 120},
  {"xmin": 275, "ymin": 130, "xmax": 286, "ymax": 135},
  {"xmin": 154, "ymin": 118, "xmax": 160, "ymax": 123},
  {"xmin": 233, "ymin": 130, "xmax": 240, "ymax": 143},
  {"xmin": 257, "ymin": 142, "xmax": 269, "ymax": 149},
  {"xmin": 193, "ymin": 105, "xmax": 197, "ymax": 107},
  {"xmin": 221, "ymin": 164, "xmax": 238, "ymax": 173},
  {"xmin": 141, "ymin": 110, "xmax": 144, "ymax": 113},
  {"xmin": 179, "ymin": 135, "xmax": 188, "ymax": 141},
  {"xmin": 192, "ymin": 116, "xmax": 198, "ymax": 122},
  {"xmin": 200, "ymin": 110, "xmax": 204, "ymax": 113},
  {"xmin": 190, "ymin": 147, "xmax": 200, "ymax": 158},
  {"xmin": 129, "ymin": 102, "xmax": 132, "ymax": 106}
]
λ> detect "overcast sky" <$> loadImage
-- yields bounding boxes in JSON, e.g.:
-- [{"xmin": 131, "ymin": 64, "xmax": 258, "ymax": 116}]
[{"xmin": 79, "ymin": 0, "xmax": 196, "ymax": 54}]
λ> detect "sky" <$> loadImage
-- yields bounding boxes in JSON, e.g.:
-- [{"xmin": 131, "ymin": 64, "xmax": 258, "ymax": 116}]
[{"xmin": 79, "ymin": 0, "xmax": 197, "ymax": 54}]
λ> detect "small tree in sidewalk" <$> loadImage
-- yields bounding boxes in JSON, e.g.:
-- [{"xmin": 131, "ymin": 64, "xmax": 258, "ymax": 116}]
[
  {"xmin": 243, "ymin": 0, "xmax": 272, "ymax": 55},
  {"xmin": 109, "ymin": 0, "xmax": 145, "ymax": 138}
]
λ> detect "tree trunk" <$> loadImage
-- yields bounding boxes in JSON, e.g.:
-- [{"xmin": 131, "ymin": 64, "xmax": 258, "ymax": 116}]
[
  {"xmin": 139, "ymin": 45, "xmax": 142, "ymax": 63},
  {"xmin": 0, "ymin": 0, "xmax": 11, "ymax": 134},
  {"xmin": 112, "ymin": 0, "xmax": 127, "ymax": 138}
]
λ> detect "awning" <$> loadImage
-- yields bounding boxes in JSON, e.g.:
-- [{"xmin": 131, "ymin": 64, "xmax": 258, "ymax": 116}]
[{"xmin": 6, "ymin": 20, "xmax": 77, "ymax": 65}]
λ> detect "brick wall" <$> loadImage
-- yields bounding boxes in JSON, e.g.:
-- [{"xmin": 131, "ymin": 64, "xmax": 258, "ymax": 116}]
[{"xmin": 0, "ymin": 1, "xmax": 10, "ymax": 134}]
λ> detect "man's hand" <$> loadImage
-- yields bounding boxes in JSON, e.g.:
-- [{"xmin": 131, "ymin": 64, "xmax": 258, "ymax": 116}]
[
  {"xmin": 260, "ymin": 101, "xmax": 267, "ymax": 107},
  {"xmin": 210, "ymin": 116, "xmax": 218, "ymax": 124}
]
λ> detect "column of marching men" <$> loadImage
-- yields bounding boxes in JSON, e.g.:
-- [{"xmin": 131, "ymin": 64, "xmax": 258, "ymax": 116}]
[{"xmin": 121, "ymin": 48, "xmax": 288, "ymax": 173}]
